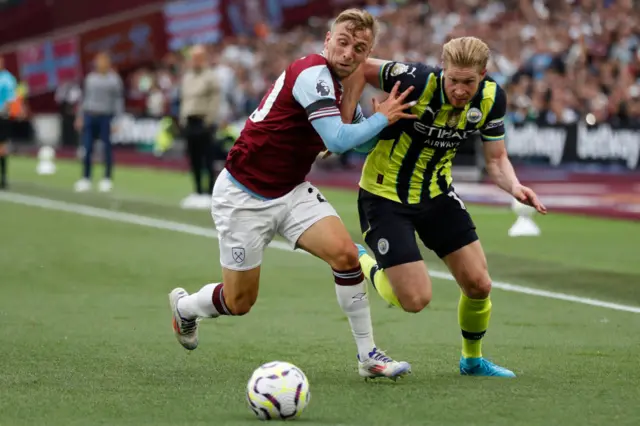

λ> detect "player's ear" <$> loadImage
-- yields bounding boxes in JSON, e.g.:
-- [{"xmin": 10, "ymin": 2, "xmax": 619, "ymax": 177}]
[{"xmin": 322, "ymin": 32, "xmax": 330, "ymax": 53}]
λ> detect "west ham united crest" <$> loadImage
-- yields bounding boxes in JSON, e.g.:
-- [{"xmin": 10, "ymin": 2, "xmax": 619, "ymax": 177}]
[{"xmin": 232, "ymin": 247, "xmax": 245, "ymax": 264}]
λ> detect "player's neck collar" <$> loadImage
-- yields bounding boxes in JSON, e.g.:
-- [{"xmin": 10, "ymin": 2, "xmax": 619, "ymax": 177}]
[{"xmin": 439, "ymin": 71, "xmax": 450, "ymax": 106}]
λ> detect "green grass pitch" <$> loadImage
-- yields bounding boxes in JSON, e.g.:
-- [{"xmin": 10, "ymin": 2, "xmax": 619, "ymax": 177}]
[{"xmin": 1, "ymin": 156, "xmax": 639, "ymax": 425}]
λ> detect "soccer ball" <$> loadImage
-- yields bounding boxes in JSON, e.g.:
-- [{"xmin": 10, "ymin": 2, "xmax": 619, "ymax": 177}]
[{"xmin": 246, "ymin": 361, "xmax": 310, "ymax": 420}]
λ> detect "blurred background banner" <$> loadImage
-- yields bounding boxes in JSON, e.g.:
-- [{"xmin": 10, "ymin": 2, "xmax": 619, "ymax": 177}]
[
  {"xmin": 164, "ymin": 0, "xmax": 223, "ymax": 51},
  {"xmin": 17, "ymin": 37, "xmax": 80, "ymax": 96},
  {"xmin": 506, "ymin": 122, "xmax": 640, "ymax": 170},
  {"xmin": 0, "ymin": 0, "xmax": 159, "ymax": 46},
  {"xmin": 79, "ymin": 11, "xmax": 166, "ymax": 72}
]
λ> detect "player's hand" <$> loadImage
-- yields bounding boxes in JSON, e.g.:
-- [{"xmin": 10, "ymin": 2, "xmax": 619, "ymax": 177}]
[
  {"xmin": 512, "ymin": 184, "xmax": 547, "ymax": 214},
  {"xmin": 373, "ymin": 82, "xmax": 418, "ymax": 125}
]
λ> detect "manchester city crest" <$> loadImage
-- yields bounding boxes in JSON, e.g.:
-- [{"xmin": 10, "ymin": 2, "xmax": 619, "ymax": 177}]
[
  {"xmin": 377, "ymin": 238, "xmax": 389, "ymax": 255},
  {"xmin": 390, "ymin": 63, "xmax": 409, "ymax": 77},
  {"xmin": 466, "ymin": 107, "xmax": 483, "ymax": 123}
]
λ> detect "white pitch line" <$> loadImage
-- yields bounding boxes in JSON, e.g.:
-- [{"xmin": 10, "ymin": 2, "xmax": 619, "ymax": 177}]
[{"xmin": 2, "ymin": 192, "xmax": 639, "ymax": 314}]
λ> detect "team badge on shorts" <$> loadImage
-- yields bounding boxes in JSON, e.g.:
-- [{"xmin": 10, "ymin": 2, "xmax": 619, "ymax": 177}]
[
  {"xmin": 466, "ymin": 107, "xmax": 483, "ymax": 124},
  {"xmin": 232, "ymin": 247, "xmax": 246, "ymax": 264},
  {"xmin": 377, "ymin": 238, "xmax": 389, "ymax": 255}
]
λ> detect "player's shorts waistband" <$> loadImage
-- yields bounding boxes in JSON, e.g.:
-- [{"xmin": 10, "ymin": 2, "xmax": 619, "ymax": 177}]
[{"xmin": 223, "ymin": 169, "xmax": 273, "ymax": 201}]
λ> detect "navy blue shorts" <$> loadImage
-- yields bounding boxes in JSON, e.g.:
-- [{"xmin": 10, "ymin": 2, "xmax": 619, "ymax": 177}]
[{"xmin": 358, "ymin": 188, "xmax": 478, "ymax": 268}]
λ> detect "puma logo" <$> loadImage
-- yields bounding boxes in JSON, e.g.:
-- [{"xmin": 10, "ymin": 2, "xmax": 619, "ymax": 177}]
[{"xmin": 424, "ymin": 105, "xmax": 436, "ymax": 118}]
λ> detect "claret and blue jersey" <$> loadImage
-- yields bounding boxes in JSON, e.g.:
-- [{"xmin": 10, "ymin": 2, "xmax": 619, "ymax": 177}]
[{"xmin": 226, "ymin": 54, "xmax": 387, "ymax": 200}]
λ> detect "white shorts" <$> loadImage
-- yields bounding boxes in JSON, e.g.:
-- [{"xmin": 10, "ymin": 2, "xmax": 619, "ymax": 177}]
[{"xmin": 211, "ymin": 168, "xmax": 339, "ymax": 271}]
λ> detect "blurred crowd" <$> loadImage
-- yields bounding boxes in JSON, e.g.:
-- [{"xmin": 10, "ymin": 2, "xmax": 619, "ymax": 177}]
[{"xmin": 117, "ymin": 0, "xmax": 640, "ymax": 127}]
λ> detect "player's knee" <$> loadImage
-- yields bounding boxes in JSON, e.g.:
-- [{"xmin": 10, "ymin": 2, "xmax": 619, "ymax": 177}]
[
  {"xmin": 399, "ymin": 291, "xmax": 431, "ymax": 313},
  {"xmin": 328, "ymin": 241, "xmax": 360, "ymax": 271},
  {"xmin": 463, "ymin": 274, "xmax": 492, "ymax": 299},
  {"xmin": 398, "ymin": 286, "xmax": 431, "ymax": 314}
]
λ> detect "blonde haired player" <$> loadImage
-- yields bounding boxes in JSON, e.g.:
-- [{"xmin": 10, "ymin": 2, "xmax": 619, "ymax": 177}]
[
  {"xmin": 168, "ymin": 9, "xmax": 417, "ymax": 380},
  {"xmin": 347, "ymin": 36, "xmax": 547, "ymax": 377}
]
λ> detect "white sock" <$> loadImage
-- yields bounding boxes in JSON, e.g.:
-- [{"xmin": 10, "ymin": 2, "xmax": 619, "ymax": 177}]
[
  {"xmin": 335, "ymin": 280, "xmax": 376, "ymax": 361},
  {"xmin": 177, "ymin": 283, "xmax": 221, "ymax": 319}
]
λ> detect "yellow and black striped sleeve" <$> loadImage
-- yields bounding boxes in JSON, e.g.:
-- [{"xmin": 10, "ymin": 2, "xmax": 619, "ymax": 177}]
[
  {"xmin": 379, "ymin": 61, "xmax": 433, "ymax": 103},
  {"xmin": 479, "ymin": 86, "xmax": 506, "ymax": 142}
]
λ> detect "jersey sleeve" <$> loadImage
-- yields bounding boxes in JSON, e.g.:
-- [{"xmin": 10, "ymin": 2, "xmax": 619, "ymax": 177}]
[
  {"xmin": 378, "ymin": 61, "xmax": 432, "ymax": 103},
  {"xmin": 311, "ymin": 113, "xmax": 388, "ymax": 154},
  {"xmin": 291, "ymin": 65, "xmax": 340, "ymax": 122},
  {"xmin": 480, "ymin": 87, "xmax": 506, "ymax": 142}
]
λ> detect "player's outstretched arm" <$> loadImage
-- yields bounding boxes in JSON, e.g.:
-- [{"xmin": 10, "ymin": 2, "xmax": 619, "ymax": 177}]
[
  {"xmin": 319, "ymin": 102, "xmax": 367, "ymax": 160},
  {"xmin": 483, "ymin": 140, "xmax": 547, "ymax": 214},
  {"xmin": 479, "ymin": 88, "xmax": 546, "ymax": 214},
  {"xmin": 311, "ymin": 82, "xmax": 417, "ymax": 154},
  {"xmin": 293, "ymin": 64, "xmax": 415, "ymax": 154},
  {"xmin": 364, "ymin": 59, "xmax": 429, "ymax": 102},
  {"xmin": 363, "ymin": 58, "xmax": 391, "ymax": 90}
]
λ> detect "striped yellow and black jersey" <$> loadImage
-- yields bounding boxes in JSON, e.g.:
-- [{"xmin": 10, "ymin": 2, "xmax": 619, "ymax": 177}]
[{"xmin": 359, "ymin": 61, "xmax": 506, "ymax": 204}]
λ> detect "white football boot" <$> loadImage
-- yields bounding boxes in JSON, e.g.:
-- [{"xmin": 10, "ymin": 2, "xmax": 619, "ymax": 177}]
[
  {"xmin": 74, "ymin": 178, "xmax": 91, "ymax": 192},
  {"xmin": 98, "ymin": 179, "xmax": 113, "ymax": 193},
  {"xmin": 169, "ymin": 287, "xmax": 199, "ymax": 350},
  {"xmin": 358, "ymin": 348, "xmax": 412, "ymax": 381}
]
